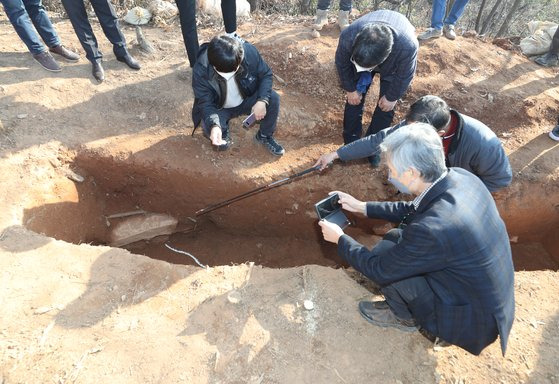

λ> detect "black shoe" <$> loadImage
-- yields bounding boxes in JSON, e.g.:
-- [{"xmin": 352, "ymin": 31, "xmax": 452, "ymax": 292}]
[
  {"xmin": 49, "ymin": 45, "xmax": 79, "ymax": 62},
  {"xmin": 33, "ymin": 51, "xmax": 61, "ymax": 72},
  {"xmin": 535, "ymin": 52, "xmax": 559, "ymax": 67},
  {"xmin": 92, "ymin": 61, "xmax": 104, "ymax": 83},
  {"xmin": 254, "ymin": 131, "xmax": 285, "ymax": 156},
  {"xmin": 116, "ymin": 54, "xmax": 141, "ymax": 70},
  {"xmin": 358, "ymin": 301, "xmax": 418, "ymax": 332}
]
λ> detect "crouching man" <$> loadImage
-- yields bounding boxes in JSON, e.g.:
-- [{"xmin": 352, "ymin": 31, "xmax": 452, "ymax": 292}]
[
  {"xmin": 191, "ymin": 35, "xmax": 285, "ymax": 156},
  {"xmin": 318, "ymin": 123, "xmax": 514, "ymax": 355}
]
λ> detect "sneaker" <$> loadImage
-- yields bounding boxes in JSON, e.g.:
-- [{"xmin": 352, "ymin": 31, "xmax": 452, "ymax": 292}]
[
  {"xmin": 49, "ymin": 45, "xmax": 79, "ymax": 62},
  {"xmin": 358, "ymin": 300, "xmax": 418, "ymax": 332},
  {"xmin": 255, "ymin": 131, "xmax": 285, "ymax": 156},
  {"xmin": 418, "ymin": 27, "xmax": 442, "ymax": 41},
  {"xmin": 443, "ymin": 24, "xmax": 456, "ymax": 40},
  {"xmin": 33, "ymin": 51, "xmax": 61, "ymax": 72},
  {"xmin": 535, "ymin": 52, "xmax": 559, "ymax": 67},
  {"xmin": 338, "ymin": 10, "xmax": 350, "ymax": 31},
  {"xmin": 549, "ymin": 125, "xmax": 559, "ymax": 141},
  {"xmin": 312, "ymin": 9, "xmax": 328, "ymax": 31}
]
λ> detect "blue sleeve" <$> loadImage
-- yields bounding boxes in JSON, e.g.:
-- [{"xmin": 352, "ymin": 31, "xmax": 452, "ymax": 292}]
[
  {"xmin": 337, "ymin": 123, "xmax": 405, "ymax": 161},
  {"xmin": 470, "ymin": 136, "xmax": 512, "ymax": 192}
]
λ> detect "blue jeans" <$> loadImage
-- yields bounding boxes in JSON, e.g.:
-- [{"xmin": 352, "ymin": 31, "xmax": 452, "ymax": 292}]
[
  {"xmin": 1, "ymin": 0, "xmax": 60, "ymax": 54},
  {"xmin": 342, "ymin": 73, "xmax": 395, "ymax": 144},
  {"xmin": 202, "ymin": 91, "xmax": 280, "ymax": 137},
  {"xmin": 61, "ymin": 0, "xmax": 127, "ymax": 62},
  {"xmin": 317, "ymin": 0, "xmax": 352, "ymax": 11},
  {"xmin": 431, "ymin": 0, "xmax": 470, "ymax": 30}
]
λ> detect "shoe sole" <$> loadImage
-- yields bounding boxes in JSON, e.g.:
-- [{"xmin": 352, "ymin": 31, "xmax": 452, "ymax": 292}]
[
  {"xmin": 33, "ymin": 58, "xmax": 61, "ymax": 72},
  {"xmin": 358, "ymin": 307, "xmax": 418, "ymax": 332}
]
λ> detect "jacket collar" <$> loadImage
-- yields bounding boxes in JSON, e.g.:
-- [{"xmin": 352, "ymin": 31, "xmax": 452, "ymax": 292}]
[
  {"xmin": 447, "ymin": 110, "xmax": 464, "ymax": 156},
  {"xmin": 414, "ymin": 168, "xmax": 453, "ymax": 213}
]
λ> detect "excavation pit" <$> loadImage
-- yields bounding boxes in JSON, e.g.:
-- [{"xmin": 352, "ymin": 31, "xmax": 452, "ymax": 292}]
[{"xmin": 22, "ymin": 151, "xmax": 559, "ymax": 271}]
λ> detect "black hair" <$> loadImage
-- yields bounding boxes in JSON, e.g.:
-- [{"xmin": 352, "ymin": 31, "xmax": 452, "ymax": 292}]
[
  {"xmin": 406, "ymin": 95, "xmax": 451, "ymax": 131},
  {"xmin": 207, "ymin": 35, "xmax": 244, "ymax": 72},
  {"xmin": 351, "ymin": 24, "xmax": 393, "ymax": 68}
]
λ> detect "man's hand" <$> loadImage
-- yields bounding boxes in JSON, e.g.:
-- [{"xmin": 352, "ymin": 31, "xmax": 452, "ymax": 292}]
[
  {"xmin": 346, "ymin": 91, "xmax": 362, "ymax": 106},
  {"xmin": 314, "ymin": 151, "xmax": 339, "ymax": 171},
  {"xmin": 210, "ymin": 126, "xmax": 227, "ymax": 146},
  {"xmin": 331, "ymin": 191, "xmax": 367, "ymax": 216},
  {"xmin": 378, "ymin": 95, "xmax": 397, "ymax": 112},
  {"xmin": 319, "ymin": 220, "xmax": 344, "ymax": 244},
  {"xmin": 252, "ymin": 101, "xmax": 267, "ymax": 120}
]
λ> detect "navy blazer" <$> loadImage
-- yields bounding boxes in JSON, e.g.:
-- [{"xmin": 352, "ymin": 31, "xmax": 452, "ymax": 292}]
[{"xmin": 338, "ymin": 168, "xmax": 515, "ymax": 355}]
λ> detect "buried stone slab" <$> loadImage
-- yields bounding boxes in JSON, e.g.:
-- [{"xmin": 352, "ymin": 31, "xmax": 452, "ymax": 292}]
[{"xmin": 109, "ymin": 212, "xmax": 178, "ymax": 247}]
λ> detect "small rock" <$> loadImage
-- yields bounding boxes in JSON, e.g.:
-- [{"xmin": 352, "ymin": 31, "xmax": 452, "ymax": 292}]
[
  {"xmin": 311, "ymin": 30, "xmax": 320, "ymax": 38},
  {"xmin": 303, "ymin": 300, "xmax": 314, "ymax": 310},
  {"xmin": 227, "ymin": 290, "xmax": 241, "ymax": 304},
  {"xmin": 17, "ymin": 114, "xmax": 27, "ymax": 119}
]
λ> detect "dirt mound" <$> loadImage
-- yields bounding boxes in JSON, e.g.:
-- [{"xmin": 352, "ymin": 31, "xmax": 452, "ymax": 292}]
[{"xmin": 1, "ymin": 15, "xmax": 559, "ymax": 384}]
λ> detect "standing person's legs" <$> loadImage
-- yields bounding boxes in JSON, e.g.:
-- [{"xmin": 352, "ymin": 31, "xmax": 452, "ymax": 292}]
[
  {"xmin": 1, "ymin": 0, "xmax": 46, "ymax": 54},
  {"xmin": 316, "ymin": 0, "xmax": 332, "ymax": 10},
  {"xmin": 430, "ymin": 0, "xmax": 447, "ymax": 30},
  {"xmin": 342, "ymin": 87, "xmax": 369, "ymax": 144},
  {"xmin": 21, "ymin": 0, "xmax": 60, "ymax": 48},
  {"xmin": 550, "ymin": 26, "xmax": 559, "ymax": 56},
  {"xmin": 89, "ymin": 0, "xmax": 127, "ymax": 58},
  {"xmin": 221, "ymin": 0, "xmax": 236, "ymax": 34},
  {"xmin": 61, "ymin": 0, "xmax": 101, "ymax": 62},
  {"xmin": 339, "ymin": 0, "xmax": 352, "ymax": 11},
  {"xmin": 365, "ymin": 78, "xmax": 395, "ymax": 137},
  {"xmin": 175, "ymin": 0, "xmax": 198, "ymax": 67},
  {"xmin": 444, "ymin": 0, "xmax": 470, "ymax": 26}
]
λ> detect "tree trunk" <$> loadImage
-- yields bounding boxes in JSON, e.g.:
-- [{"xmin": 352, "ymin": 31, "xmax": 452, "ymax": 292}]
[
  {"xmin": 480, "ymin": 0, "xmax": 503, "ymax": 36},
  {"xmin": 496, "ymin": 0, "xmax": 523, "ymax": 37},
  {"xmin": 475, "ymin": 0, "xmax": 488, "ymax": 32}
]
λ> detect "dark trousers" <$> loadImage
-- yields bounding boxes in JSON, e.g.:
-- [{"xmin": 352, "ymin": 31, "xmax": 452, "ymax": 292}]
[
  {"xmin": 175, "ymin": 0, "xmax": 236, "ymax": 67},
  {"xmin": 61, "ymin": 0, "xmax": 127, "ymax": 63},
  {"xmin": 342, "ymin": 74, "xmax": 395, "ymax": 144},
  {"xmin": 372, "ymin": 229, "xmax": 436, "ymax": 326},
  {"xmin": 551, "ymin": 25, "xmax": 559, "ymax": 55},
  {"xmin": 203, "ymin": 91, "xmax": 280, "ymax": 137},
  {"xmin": 1, "ymin": 0, "xmax": 60, "ymax": 54}
]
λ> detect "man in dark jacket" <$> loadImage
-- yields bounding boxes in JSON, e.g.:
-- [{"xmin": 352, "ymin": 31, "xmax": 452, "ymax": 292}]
[
  {"xmin": 314, "ymin": 95, "xmax": 512, "ymax": 192},
  {"xmin": 335, "ymin": 10, "xmax": 418, "ymax": 150},
  {"xmin": 318, "ymin": 123, "xmax": 515, "ymax": 356},
  {"xmin": 192, "ymin": 35, "xmax": 284, "ymax": 156}
]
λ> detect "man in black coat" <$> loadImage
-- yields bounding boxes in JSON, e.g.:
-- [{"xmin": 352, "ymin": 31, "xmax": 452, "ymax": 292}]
[
  {"xmin": 335, "ymin": 10, "xmax": 418, "ymax": 165},
  {"xmin": 191, "ymin": 35, "xmax": 284, "ymax": 156}
]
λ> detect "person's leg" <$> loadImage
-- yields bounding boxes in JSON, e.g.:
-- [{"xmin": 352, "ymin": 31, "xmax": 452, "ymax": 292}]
[
  {"xmin": 316, "ymin": 0, "xmax": 332, "ymax": 11},
  {"xmin": 365, "ymin": 79, "xmax": 395, "ymax": 137},
  {"xmin": 88, "ymin": 0, "xmax": 127, "ymax": 58},
  {"xmin": 1, "ymin": 0, "xmax": 46, "ymax": 54},
  {"xmin": 444, "ymin": 0, "xmax": 470, "ymax": 26},
  {"xmin": 175, "ymin": 0, "xmax": 198, "ymax": 67},
  {"xmin": 61, "ymin": 0, "xmax": 101, "ymax": 62},
  {"xmin": 339, "ymin": 0, "xmax": 352, "ymax": 11},
  {"xmin": 380, "ymin": 277, "xmax": 434, "ymax": 322},
  {"xmin": 430, "ymin": 0, "xmax": 446, "ymax": 30},
  {"xmin": 535, "ymin": 27, "xmax": 559, "ymax": 67},
  {"xmin": 342, "ymin": 88, "xmax": 368, "ymax": 144},
  {"xmin": 550, "ymin": 26, "xmax": 559, "ymax": 56},
  {"xmin": 221, "ymin": 0, "xmax": 236, "ymax": 34},
  {"xmin": 21, "ymin": 0, "xmax": 60, "ymax": 48}
]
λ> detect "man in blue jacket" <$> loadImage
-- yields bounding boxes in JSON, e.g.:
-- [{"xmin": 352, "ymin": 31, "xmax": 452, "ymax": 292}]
[
  {"xmin": 335, "ymin": 10, "xmax": 418, "ymax": 153},
  {"xmin": 315, "ymin": 95, "xmax": 512, "ymax": 192},
  {"xmin": 191, "ymin": 35, "xmax": 284, "ymax": 156},
  {"xmin": 318, "ymin": 123, "xmax": 515, "ymax": 356}
]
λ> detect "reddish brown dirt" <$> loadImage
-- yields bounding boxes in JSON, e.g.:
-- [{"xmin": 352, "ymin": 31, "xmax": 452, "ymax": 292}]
[{"xmin": 1, "ymin": 13, "xmax": 559, "ymax": 384}]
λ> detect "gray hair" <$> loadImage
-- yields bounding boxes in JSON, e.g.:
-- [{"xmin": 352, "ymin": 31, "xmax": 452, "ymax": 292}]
[{"xmin": 380, "ymin": 123, "xmax": 446, "ymax": 182}]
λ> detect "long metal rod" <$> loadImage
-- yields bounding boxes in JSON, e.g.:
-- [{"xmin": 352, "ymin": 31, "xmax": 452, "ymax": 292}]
[{"xmin": 195, "ymin": 165, "xmax": 320, "ymax": 216}]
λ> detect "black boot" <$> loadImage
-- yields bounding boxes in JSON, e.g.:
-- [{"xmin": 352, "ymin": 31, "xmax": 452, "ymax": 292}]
[
  {"xmin": 116, "ymin": 54, "xmax": 141, "ymax": 70},
  {"xmin": 535, "ymin": 52, "xmax": 559, "ymax": 67},
  {"xmin": 92, "ymin": 61, "xmax": 104, "ymax": 83}
]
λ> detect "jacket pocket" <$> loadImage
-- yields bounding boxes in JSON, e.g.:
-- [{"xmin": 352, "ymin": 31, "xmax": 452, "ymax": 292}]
[{"xmin": 435, "ymin": 302, "xmax": 472, "ymax": 344}]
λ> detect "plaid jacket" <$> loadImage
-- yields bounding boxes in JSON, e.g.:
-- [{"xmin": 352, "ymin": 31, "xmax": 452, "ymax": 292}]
[{"xmin": 338, "ymin": 168, "xmax": 515, "ymax": 355}]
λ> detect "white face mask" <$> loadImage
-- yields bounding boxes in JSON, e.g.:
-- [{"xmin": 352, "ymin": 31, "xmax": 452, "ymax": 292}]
[
  {"xmin": 351, "ymin": 58, "xmax": 375, "ymax": 73},
  {"xmin": 215, "ymin": 67, "xmax": 238, "ymax": 80}
]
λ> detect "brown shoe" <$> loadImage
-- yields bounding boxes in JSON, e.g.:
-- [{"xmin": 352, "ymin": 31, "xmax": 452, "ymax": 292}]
[
  {"xmin": 33, "ymin": 51, "xmax": 61, "ymax": 72},
  {"xmin": 50, "ymin": 45, "xmax": 79, "ymax": 62},
  {"xmin": 358, "ymin": 301, "xmax": 418, "ymax": 332}
]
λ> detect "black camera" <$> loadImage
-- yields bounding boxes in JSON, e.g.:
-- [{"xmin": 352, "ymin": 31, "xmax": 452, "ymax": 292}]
[{"xmin": 314, "ymin": 193, "xmax": 351, "ymax": 229}]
